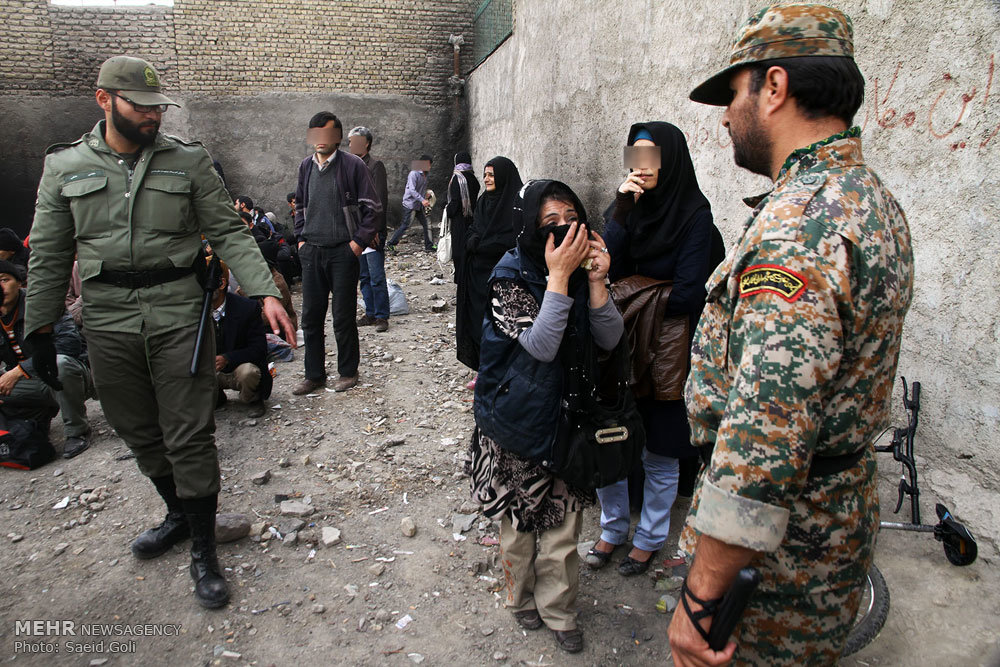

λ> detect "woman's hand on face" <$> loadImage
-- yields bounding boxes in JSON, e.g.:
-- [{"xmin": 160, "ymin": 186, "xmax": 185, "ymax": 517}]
[
  {"xmin": 618, "ymin": 171, "xmax": 645, "ymax": 198},
  {"xmin": 544, "ymin": 221, "xmax": 590, "ymax": 283},
  {"xmin": 586, "ymin": 232, "xmax": 611, "ymax": 283}
]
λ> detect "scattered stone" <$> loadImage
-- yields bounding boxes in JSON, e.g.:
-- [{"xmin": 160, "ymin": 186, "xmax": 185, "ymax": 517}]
[
  {"xmin": 312, "ymin": 604, "xmax": 326, "ymax": 614},
  {"xmin": 375, "ymin": 609, "xmax": 391, "ymax": 622},
  {"xmin": 278, "ymin": 518, "xmax": 307, "ymax": 535},
  {"xmin": 492, "ymin": 652, "xmax": 507, "ymax": 662},
  {"xmin": 430, "ymin": 300, "xmax": 448, "ymax": 313},
  {"xmin": 408, "ymin": 654, "xmax": 425, "ymax": 664},
  {"xmin": 250, "ymin": 470, "xmax": 272, "ymax": 486},
  {"xmin": 9, "ymin": 533, "xmax": 23, "ymax": 543},
  {"xmin": 90, "ymin": 660, "xmax": 109, "ymax": 667},
  {"xmin": 215, "ymin": 513, "xmax": 252, "ymax": 543},
  {"xmin": 282, "ymin": 531, "xmax": 298, "ymax": 547},
  {"xmin": 321, "ymin": 526, "xmax": 342, "ymax": 547},
  {"xmin": 52, "ymin": 496, "xmax": 70, "ymax": 510},
  {"xmin": 280, "ymin": 500, "xmax": 314, "ymax": 517},
  {"xmin": 278, "ymin": 457, "xmax": 291, "ymax": 468},
  {"xmin": 301, "ymin": 455, "xmax": 311, "ymax": 466},
  {"xmin": 400, "ymin": 517, "xmax": 417, "ymax": 538},
  {"xmin": 250, "ymin": 521, "xmax": 267, "ymax": 536},
  {"xmin": 452, "ymin": 513, "xmax": 477, "ymax": 534},
  {"xmin": 53, "ymin": 542, "xmax": 69, "ymax": 557},
  {"xmin": 239, "ymin": 419, "xmax": 258, "ymax": 427},
  {"xmin": 344, "ymin": 584, "xmax": 359, "ymax": 597},
  {"xmin": 481, "ymin": 624, "xmax": 495, "ymax": 637},
  {"xmin": 53, "ymin": 468, "xmax": 64, "ymax": 477},
  {"xmin": 458, "ymin": 500, "xmax": 478, "ymax": 514},
  {"xmin": 368, "ymin": 562, "xmax": 385, "ymax": 577},
  {"xmin": 221, "ymin": 650, "xmax": 242, "ymax": 660},
  {"xmin": 382, "ymin": 436, "xmax": 406, "ymax": 449}
]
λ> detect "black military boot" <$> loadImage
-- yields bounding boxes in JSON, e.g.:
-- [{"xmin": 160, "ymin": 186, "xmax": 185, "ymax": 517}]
[
  {"xmin": 182, "ymin": 495, "xmax": 230, "ymax": 609},
  {"xmin": 131, "ymin": 475, "xmax": 191, "ymax": 559}
]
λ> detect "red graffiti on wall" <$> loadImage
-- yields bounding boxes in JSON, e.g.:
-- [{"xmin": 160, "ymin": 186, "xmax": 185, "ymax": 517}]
[{"xmin": 683, "ymin": 54, "xmax": 999, "ymax": 153}]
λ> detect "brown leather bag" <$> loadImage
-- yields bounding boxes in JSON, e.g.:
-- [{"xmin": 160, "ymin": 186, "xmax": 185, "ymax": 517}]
[{"xmin": 609, "ymin": 275, "xmax": 690, "ymax": 401}]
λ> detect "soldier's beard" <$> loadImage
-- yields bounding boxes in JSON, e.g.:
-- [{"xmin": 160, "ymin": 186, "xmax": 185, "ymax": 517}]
[
  {"xmin": 729, "ymin": 100, "xmax": 773, "ymax": 179},
  {"xmin": 111, "ymin": 100, "xmax": 159, "ymax": 147}
]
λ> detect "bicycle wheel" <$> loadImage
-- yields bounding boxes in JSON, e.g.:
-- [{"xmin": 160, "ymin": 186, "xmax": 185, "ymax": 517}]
[{"xmin": 843, "ymin": 564, "xmax": 890, "ymax": 656}]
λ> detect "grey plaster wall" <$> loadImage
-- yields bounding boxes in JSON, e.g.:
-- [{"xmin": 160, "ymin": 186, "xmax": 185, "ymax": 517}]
[
  {"xmin": 0, "ymin": 93, "xmax": 455, "ymax": 236},
  {"xmin": 467, "ymin": 0, "xmax": 1000, "ymax": 548}
]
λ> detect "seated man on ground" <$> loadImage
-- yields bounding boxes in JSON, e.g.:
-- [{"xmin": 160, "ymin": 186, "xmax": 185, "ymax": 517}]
[
  {"xmin": 0, "ymin": 260, "xmax": 94, "ymax": 458},
  {"xmin": 213, "ymin": 261, "xmax": 272, "ymax": 418}
]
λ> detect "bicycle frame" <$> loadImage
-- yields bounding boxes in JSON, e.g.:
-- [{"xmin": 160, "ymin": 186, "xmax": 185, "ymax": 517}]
[{"xmin": 876, "ymin": 377, "xmax": 934, "ymax": 533}]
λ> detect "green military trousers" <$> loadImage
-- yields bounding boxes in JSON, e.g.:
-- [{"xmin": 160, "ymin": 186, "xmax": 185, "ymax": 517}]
[{"xmin": 86, "ymin": 323, "xmax": 219, "ymax": 498}]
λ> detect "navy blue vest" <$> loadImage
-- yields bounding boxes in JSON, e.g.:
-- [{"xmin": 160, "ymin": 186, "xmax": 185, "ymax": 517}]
[{"xmin": 473, "ymin": 249, "xmax": 591, "ymax": 463}]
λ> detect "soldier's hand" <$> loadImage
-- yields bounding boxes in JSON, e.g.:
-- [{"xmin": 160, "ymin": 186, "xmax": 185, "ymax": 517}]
[
  {"xmin": 261, "ymin": 296, "xmax": 297, "ymax": 348},
  {"xmin": 0, "ymin": 367, "xmax": 23, "ymax": 396},
  {"xmin": 667, "ymin": 600, "xmax": 736, "ymax": 667},
  {"xmin": 215, "ymin": 355, "xmax": 227, "ymax": 372},
  {"xmin": 26, "ymin": 331, "xmax": 63, "ymax": 391}
]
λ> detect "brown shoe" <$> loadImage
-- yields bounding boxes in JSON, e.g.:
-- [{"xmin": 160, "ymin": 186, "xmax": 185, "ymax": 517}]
[
  {"xmin": 292, "ymin": 378, "xmax": 325, "ymax": 395},
  {"xmin": 554, "ymin": 628, "xmax": 584, "ymax": 653},
  {"xmin": 513, "ymin": 609, "xmax": 543, "ymax": 631},
  {"xmin": 357, "ymin": 314, "xmax": 376, "ymax": 327},
  {"xmin": 332, "ymin": 375, "xmax": 358, "ymax": 392},
  {"xmin": 374, "ymin": 318, "xmax": 389, "ymax": 332}
]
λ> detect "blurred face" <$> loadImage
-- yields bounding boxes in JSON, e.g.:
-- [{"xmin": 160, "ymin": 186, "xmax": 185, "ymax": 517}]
[
  {"xmin": 483, "ymin": 165, "xmax": 495, "ymax": 191},
  {"xmin": 308, "ymin": 121, "xmax": 342, "ymax": 156},
  {"xmin": 348, "ymin": 134, "xmax": 369, "ymax": 157},
  {"xmin": 0, "ymin": 273, "xmax": 21, "ymax": 309},
  {"xmin": 722, "ymin": 68, "xmax": 773, "ymax": 178},
  {"xmin": 537, "ymin": 199, "xmax": 580, "ymax": 229},
  {"xmin": 630, "ymin": 139, "xmax": 658, "ymax": 190}
]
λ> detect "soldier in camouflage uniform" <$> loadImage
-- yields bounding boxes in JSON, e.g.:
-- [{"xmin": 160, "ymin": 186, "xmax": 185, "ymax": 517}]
[
  {"xmin": 25, "ymin": 56, "xmax": 295, "ymax": 609},
  {"xmin": 667, "ymin": 5, "xmax": 914, "ymax": 666}
]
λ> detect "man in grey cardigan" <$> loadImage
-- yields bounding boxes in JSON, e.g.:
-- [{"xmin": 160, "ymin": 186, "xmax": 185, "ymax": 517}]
[{"xmin": 293, "ymin": 111, "xmax": 382, "ymax": 394}]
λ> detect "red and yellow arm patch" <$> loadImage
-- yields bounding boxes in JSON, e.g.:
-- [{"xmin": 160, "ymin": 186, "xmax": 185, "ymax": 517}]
[{"xmin": 738, "ymin": 264, "xmax": 807, "ymax": 302}]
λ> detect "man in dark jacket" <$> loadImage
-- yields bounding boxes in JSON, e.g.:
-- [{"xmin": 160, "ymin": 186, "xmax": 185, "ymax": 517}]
[
  {"xmin": 293, "ymin": 111, "xmax": 382, "ymax": 394},
  {"xmin": 348, "ymin": 126, "xmax": 390, "ymax": 332},
  {"xmin": 0, "ymin": 260, "xmax": 94, "ymax": 457},
  {"xmin": 213, "ymin": 262, "xmax": 271, "ymax": 418}
]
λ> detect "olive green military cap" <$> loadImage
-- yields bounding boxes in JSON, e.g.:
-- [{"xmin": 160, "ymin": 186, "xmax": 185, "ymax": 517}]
[
  {"xmin": 690, "ymin": 3, "xmax": 855, "ymax": 106},
  {"xmin": 96, "ymin": 55, "xmax": 179, "ymax": 107}
]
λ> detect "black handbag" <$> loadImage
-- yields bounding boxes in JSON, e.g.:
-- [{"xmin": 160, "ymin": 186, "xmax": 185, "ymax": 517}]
[{"xmin": 545, "ymin": 324, "xmax": 645, "ymax": 490}]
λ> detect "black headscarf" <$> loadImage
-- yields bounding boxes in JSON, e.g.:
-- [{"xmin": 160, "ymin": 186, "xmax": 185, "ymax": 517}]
[
  {"xmin": 515, "ymin": 179, "xmax": 590, "ymax": 293},
  {"xmin": 471, "ymin": 156, "xmax": 523, "ymax": 252},
  {"xmin": 624, "ymin": 122, "xmax": 711, "ymax": 262}
]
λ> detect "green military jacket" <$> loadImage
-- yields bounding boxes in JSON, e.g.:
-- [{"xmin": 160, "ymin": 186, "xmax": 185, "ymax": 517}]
[
  {"xmin": 680, "ymin": 135, "xmax": 914, "ymax": 595},
  {"xmin": 26, "ymin": 121, "xmax": 278, "ymax": 335}
]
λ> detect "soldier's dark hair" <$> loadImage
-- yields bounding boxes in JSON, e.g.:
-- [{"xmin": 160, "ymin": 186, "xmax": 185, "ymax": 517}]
[
  {"xmin": 747, "ymin": 56, "xmax": 865, "ymax": 126},
  {"xmin": 419, "ymin": 153, "xmax": 433, "ymax": 162},
  {"xmin": 308, "ymin": 111, "xmax": 342, "ymax": 130},
  {"xmin": 235, "ymin": 195, "xmax": 253, "ymax": 210}
]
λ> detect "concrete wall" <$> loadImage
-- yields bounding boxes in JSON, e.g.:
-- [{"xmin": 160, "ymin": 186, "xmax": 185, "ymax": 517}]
[{"xmin": 467, "ymin": 0, "xmax": 1000, "ymax": 549}]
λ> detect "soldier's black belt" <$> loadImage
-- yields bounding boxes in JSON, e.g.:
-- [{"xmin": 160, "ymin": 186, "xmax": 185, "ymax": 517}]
[
  {"xmin": 696, "ymin": 444, "xmax": 866, "ymax": 478},
  {"xmin": 93, "ymin": 266, "xmax": 194, "ymax": 290}
]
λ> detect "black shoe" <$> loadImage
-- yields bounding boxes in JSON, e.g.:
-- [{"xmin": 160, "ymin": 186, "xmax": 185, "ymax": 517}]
[
  {"xmin": 131, "ymin": 511, "xmax": 190, "ymax": 559},
  {"xmin": 513, "ymin": 609, "xmax": 543, "ymax": 630},
  {"xmin": 618, "ymin": 549, "xmax": 657, "ymax": 577},
  {"xmin": 554, "ymin": 628, "xmax": 584, "ymax": 653},
  {"xmin": 131, "ymin": 476, "xmax": 190, "ymax": 559},
  {"xmin": 246, "ymin": 400, "xmax": 266, "ymax": 418},
  {"xmin": 63, "ymin": 436, "xmax": 90, "ymax": 459},
  {"xmin": 373, "ymin": 319, "xmax": 389, "ymax": 333},
  {"xmin": 183, "ymin": 495, "xmax": 230, "ymax": 609}
]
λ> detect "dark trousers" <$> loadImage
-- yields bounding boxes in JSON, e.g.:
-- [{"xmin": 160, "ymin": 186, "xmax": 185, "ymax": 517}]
[
  {"xmin": 388, "ymin": 207, "xmax": 432, "ymax": 249},
  {"xmin": 86, "ymin": 324, "xmax": 219, "ymax": 499},
  {"xmin": 300, "ymin": 242, "xmax": 360, "ymax": 380}
]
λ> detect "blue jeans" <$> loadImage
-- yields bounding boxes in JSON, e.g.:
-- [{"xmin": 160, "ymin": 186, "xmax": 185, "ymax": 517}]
[
  {"xmin": 596, "ymin": 449, "xmax": 679, "ymax": 552},
  {"xmin": 388, "ymin": 207, "xmax": 432, "ymax": 248},
  {"xmin": 359, "ymin": 249, "xmax": 390, "ymax": 320}
]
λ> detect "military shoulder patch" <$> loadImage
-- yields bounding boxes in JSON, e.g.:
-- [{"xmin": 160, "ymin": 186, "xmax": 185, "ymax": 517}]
[{"xmin": 738, "ymin": 264, "xmax": 806, "ymax": 302}]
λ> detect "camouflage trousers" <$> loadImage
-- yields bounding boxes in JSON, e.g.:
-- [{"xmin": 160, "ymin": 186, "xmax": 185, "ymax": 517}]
[{"xmin": 730, "ymin": 578, "xmax": 865, "ymax": 666}]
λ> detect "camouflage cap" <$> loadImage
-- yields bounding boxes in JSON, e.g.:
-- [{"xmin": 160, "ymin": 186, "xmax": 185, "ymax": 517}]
[
  {"xmin": 96, "ymin": 55, "xmax": 179, "ymax": 108},
  {"xmin": 690, "ymin": 3, "xmax": 854, "ymax": 106}
]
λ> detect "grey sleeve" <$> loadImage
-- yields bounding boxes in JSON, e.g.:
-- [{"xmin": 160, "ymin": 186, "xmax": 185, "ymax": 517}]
[
  {"xmin": 517, "ymin": 291, "xmax": 574, "ymax": 362},
  {"xmin": 589, "ymin": 298, "xmax": 625, "ymax": 351}
]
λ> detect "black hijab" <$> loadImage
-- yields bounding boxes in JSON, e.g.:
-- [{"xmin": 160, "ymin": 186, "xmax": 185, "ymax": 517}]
[
  {"xmin": 624, "ymin": 122, "xmax": 711, "ymax": 262},
  {"xmin": 472, "ymin": 156, "xmax": 523, "ymax": 251},
  {"xmin": 515, "ymin": 179, "xmax": 590, "ymax": 294}
]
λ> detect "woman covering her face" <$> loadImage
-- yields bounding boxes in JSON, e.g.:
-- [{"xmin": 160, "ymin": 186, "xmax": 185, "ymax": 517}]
[
  {"xmin": 467, "ymin": 179, "xmax": 623, "ymax": 654},
  {"xmin": 586, "ymin": 122, "xmax": 725, "ymax": 576},
  {"xmin": 455, "ymin": 156, "xmax": 522, "ymax": 373}
]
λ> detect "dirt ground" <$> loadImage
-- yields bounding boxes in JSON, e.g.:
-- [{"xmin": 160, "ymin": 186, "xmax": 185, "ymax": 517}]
[{"xmin": 1, "ymin": 237, "xmax": 998, "ymax": 666}]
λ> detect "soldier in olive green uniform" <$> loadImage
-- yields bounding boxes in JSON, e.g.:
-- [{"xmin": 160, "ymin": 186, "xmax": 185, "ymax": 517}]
[
  {"xmin": 667, "ymin": 6, "xmax": 913, "ymax": 666},
  {"xmin": 25, "ymin": 56, "xmax": 295, "ymax": 609}
]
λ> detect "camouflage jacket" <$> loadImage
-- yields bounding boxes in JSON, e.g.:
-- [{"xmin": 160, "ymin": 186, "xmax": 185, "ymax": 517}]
[
  {"xmin": 681, "ymin": 135, "xmax": 914, "ymax": 594},
  {"xmin": 26, "ymin": 121, "xmax": 278, "ymax": 335}
]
